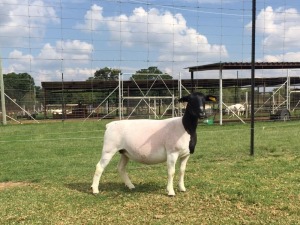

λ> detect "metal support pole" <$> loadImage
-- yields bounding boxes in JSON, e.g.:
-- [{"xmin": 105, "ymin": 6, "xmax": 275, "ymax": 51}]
[
  {"xmin": 172, "ymin": 94, "xmax": 175, "ymax": 118},
  {"xmin": 179, "ymin": 72, "xmax": 182, "ymax": 117},
  {"xmin": 119, "ymin": 73, "xmax": 122, "ymax": 120},
  {"xmin": 191, "ymin": 71, "xmax": 194, "ymax": 93},
  {"xmin": 179, "ymin": 72, "xmax": 182, "ymax": 99},
  {"xmin": 250, "ymin": 0, "xmax": 256, "ymax": 156},
  {"xmin": 0, "ymin": 57, "xmax": 7, "ymax": 125},
  {"xmin": 43, "ymin": 87, "xmax": 47, "ymax": 119},
  {"xmin": 272, "ymin": 91, "xmax": 275, "ymax": 114},
  {"xmin": 287, "ymin": 70, "xmax": 290, "ymax": 110},
  {"xmin": 61, "ymin": 73, "xmax": 65, "ymax": 121},
  {"xmin": 245, "ymin": 91, "xmax": 248, "ymax": 118},
  {"xmin": 219, "ymin": 68, "xmax": 223, "ymax": 125}
]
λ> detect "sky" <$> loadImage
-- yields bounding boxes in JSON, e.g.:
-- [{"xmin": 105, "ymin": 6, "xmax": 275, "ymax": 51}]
[{"xmin": 1, "ymin": 0, "xmax": 300, "ymax": 86}]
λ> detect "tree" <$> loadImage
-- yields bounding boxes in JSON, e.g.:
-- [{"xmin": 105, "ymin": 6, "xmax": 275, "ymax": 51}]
[
  {"xmin": 3, "ymin": 72, "xmax": 35, "ymax": 104},
  {"xmin": 131, "ymin": 66, "xmax": 172, "ymax": 80},
  {"xmin": 93, "ymin": 67, "xmax": 121, "ymax": 80}
]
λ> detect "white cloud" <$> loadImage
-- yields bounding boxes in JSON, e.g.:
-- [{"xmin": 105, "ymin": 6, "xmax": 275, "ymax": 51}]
[
  {"xmin": 2, "ymin": 3, "xmax": 230, "ymax": 85},
  {"xmin": 9, "ymin": 50, "xmax": 33, "ymax": 61},
  {"xmin": 5, "ymin": 40, "xmax": 94, "ymax": 85},
  {"xmin": 38, "ymin": 40, "xmax": 93, "ymax": 63},
  {"xmin": 6, "ymin": 50, "xmax": 34, "ymax": 72},
  {"xmin": 263, "ymin": 51, "xmax": 300, "ymax": 62},
  {"xmin": 0, "ymin": 0, "xmax": 58, "ymax": 47},
  {"xmin": 183, "ymin": 0, "xmax": 239, "ymax": 3},
  {"xmin": 247, "ymin": 6, "xmax": 300, "ymax": 52},
  {"xmin": 29, "ymin": 67, "xmax": 94, "ymax": 85},
  {"xmin": 75, "ymin": 4, "xmax": 104, "ymax": 31},
  {"xmin": 78, "ymin": 5, "xmax": 228, "ymax": 64},
  {"xmin": 31, "ymin": 67, "xmax": 95, "ymax": 85}
]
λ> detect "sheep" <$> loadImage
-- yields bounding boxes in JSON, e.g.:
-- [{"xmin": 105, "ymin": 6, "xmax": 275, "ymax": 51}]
[
  {"xmin": 91, "ymin": 92, "xmax": 217, "ymax": 196},
  {"xmin": 225, "ymin": 103, "xmax": 245, "ymax": 117}
]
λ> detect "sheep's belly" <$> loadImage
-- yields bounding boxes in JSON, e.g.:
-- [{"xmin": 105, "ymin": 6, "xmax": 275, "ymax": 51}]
[{"xmin": 123, "ymin": 149, "xmax": 167, "ymax": 165}]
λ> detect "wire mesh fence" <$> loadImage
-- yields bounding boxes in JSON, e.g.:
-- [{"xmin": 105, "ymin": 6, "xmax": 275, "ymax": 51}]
[
  {"xmin": 1, "ymin": 1, "xmax": 300, "ymax": 124},
  {"xmin": 2, "ymin": 74, "xmax": 300, "ymax": 124}
]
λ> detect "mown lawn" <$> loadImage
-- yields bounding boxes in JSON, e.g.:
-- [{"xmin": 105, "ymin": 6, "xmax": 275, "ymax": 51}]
[{"xmin": 0, "ymin": 119, "xmax": 299, "ymax": 224}]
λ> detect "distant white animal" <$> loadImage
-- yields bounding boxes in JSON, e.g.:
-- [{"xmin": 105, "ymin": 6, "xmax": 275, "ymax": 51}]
[
  {"xmin": 91, "ymin": 92, "xmax": 217, "ymax": 196},
  {"xmin": 225, "ymin": 103, "xmax": 245, "ymax": 116},
  {"xmin": 51, "ymin": 109, "xmax": 62, "ymax": 114}
]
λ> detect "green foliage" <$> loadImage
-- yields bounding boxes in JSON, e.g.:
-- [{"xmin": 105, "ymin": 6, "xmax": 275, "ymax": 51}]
[
  {"xmin": 92, "ymin": 67, "xmax": 121, "ymax": 81},
  {"xmin": 189, "ymin": 87, "xmax": 251, "ymax": 107},
  {"xmin": 0, "ymin": 120, "xmax": 299, "ymax": 224},
  {"xmin": 35, "ymin": 86, "xmax": 43, "ymax": 105},
  {"xmin": 3, "ymin": 72, "xmax": 35, "ymax": 104},
  {"xmin": 46, "ymin": 91, "xmax": 112, "ymax": 106},
  {"xmin": 131, "ymin": 66, "xmax": 172, "ymax": 80}
]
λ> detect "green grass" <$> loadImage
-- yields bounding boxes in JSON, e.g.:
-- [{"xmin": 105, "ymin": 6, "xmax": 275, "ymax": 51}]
[{"xmin": 0, "ymin": 119, "xmax": 299, "ymax": 224}]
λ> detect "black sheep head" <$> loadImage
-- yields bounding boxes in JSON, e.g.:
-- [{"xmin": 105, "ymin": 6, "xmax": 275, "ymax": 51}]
[{"xmin": 179, "ymin": 92, "xmax": 217, "ymax": 119}]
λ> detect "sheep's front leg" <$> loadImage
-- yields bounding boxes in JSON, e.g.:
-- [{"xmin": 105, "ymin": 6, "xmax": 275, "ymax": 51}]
[
  {"xmin": 118, "ymin": 154, "xmax": 135, "ymax": 189},
  {"xmin": 178, "ymin": 154, "xmax": 190, "ymax": 192},
  {"xmin": 166, "ymin": 152, "xmax": 179, "ymax": 196}
]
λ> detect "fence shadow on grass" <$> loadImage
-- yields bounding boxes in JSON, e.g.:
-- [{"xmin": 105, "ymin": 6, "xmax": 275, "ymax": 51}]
[{"xmin": 66, "ymin": 181, "xmax": 163, "ymax": 195}]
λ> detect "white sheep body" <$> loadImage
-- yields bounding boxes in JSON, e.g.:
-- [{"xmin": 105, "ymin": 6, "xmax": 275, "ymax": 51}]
[{"xmin": 104, "ymin": 117, "xmax": 190, "ymax": 164}]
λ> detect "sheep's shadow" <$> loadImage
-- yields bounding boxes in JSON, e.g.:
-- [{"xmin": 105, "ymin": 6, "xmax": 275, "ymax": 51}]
[{"xmin": 66, "ymin": 181, "xmax": 163, "ymax": 195}]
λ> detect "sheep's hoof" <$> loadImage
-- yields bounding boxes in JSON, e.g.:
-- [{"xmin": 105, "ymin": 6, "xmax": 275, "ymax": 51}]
[
  {"xmin": 168, "ymin": 193, "xmax": 175, "ymax": 197},
  {"xmin": 127, "ymin": 184, "xmax": 135, "ymax": 190},
  {"xmin": 167, "ymin": 191, "xmax": 176, "ymax": 196},
  {"xmin": 91, "ymin": 186, "xmax": 99, "ymax": 195},
  {"xmin": 179, "ymin": 187, "xmax": 186, "ymax": 192}
]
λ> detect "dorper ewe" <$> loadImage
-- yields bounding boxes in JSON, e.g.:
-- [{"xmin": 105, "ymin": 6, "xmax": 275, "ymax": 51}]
[{"xmin": 91, "ymin": 92, "xmax": 217, "ymax": 196}]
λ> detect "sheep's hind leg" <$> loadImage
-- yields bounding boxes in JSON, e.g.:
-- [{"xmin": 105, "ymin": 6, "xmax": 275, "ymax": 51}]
[
  {"xmin": 91, "ymin": 151, "xmax": 115, "ymax": 194},
  {"xmin": 178, "ymin": 154, "xmax": 190, "ymax": 192},
  {"xmin": 118, "ymin": 153, "xmax": 135, "ymax": 190}
]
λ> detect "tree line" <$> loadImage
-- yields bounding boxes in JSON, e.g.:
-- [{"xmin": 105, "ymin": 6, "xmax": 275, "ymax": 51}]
[
  {"xmin": 1, "ymin": 67, "xmax": 173, "ymax": 108},
  {"xmin": 87, "ymin": 66, "xmax": 172, "ymax": 81}
]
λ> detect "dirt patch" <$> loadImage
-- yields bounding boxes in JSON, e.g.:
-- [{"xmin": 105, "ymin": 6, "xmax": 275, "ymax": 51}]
[{"xmin": 0, "ymin": 182, "xmax": 29, "ymax": 191}]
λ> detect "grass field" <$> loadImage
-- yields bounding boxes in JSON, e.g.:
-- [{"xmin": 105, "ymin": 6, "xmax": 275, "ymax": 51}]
[{"xmin": 0, "ymin": 119, "xmax": 299, "ymax": 224}]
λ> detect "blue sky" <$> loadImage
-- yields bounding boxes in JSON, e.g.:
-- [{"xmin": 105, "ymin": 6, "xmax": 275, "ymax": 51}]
[{"xmin": 1, "ymin": 0, "xmax": 300, "ymax": 86}]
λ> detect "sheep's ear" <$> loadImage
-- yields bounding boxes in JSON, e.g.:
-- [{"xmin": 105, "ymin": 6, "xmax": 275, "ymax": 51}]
[
  {"xmin": 206, "ymin": 95, "xmax": 217, "ymax": 102},
  {"xmin": 178, "ymin": 95, "xmax": 190, "ymax": 103}
]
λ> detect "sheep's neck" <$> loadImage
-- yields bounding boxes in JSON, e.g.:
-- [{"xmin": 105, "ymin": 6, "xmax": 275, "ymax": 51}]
[
  {"xmin": 182, "ymin": 113, "xmax": 198, "ymax": 134},
  {"xmin": 182, "ymin": 111, "xmax": 198, "ymax": 154}
]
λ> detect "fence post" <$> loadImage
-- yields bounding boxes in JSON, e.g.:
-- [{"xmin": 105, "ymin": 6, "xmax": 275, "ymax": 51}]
[{"xmin": 0, "ymin": 57, "xmax": 7, "ymax": 125}]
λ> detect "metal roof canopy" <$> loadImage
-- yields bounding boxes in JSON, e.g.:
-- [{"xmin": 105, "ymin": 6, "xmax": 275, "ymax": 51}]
[
  {"xmin": 42, "ymin": 79, "xmax": 180, "ymax": 91},
  {"xmin": 42, "ymin": 77, "xmax": 300, "ymax": 92},
  {"xmin": 187, "ymin": 62, "xmax": 300, "ymax": 72},
  {"xmin": 186, "ymin": 61, "xmax": 300, "ymax": 126},
  {"xmin": 42, "ymin": 62, "xmax": 300, "ymax": 92}
]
